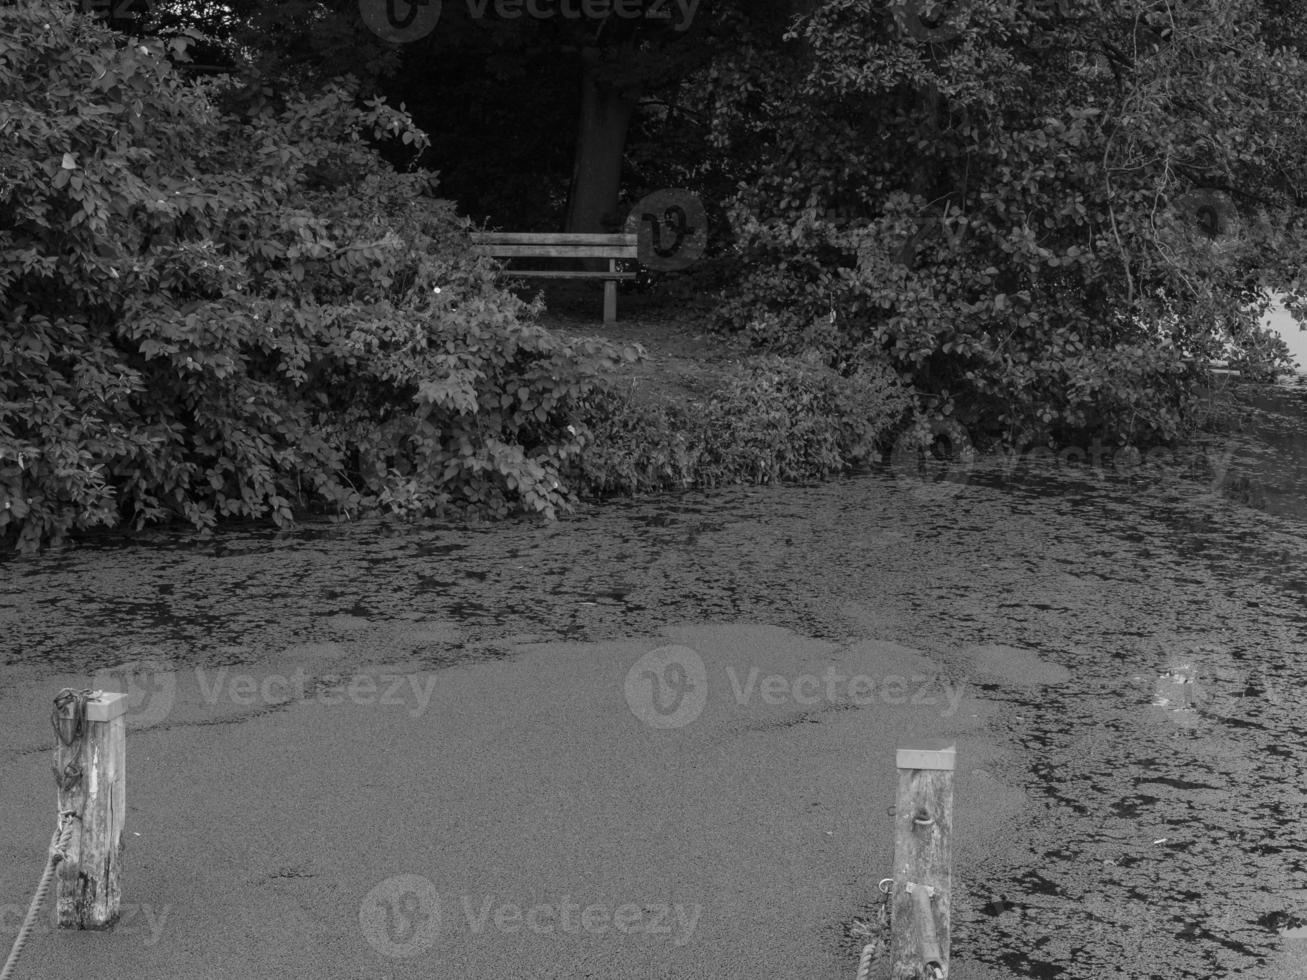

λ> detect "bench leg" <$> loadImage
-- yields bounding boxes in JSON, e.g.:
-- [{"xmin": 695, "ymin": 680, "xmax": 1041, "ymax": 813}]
[
  {"xmin": 604, "ymin": 259, "xmax": 619, "ymax": 324},
  {"xmin": 603, "ymin": 279, "xmax": 617, "ymax": 324}
]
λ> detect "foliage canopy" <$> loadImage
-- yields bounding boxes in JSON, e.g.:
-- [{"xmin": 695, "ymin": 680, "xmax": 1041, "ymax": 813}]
[
  {"xmin": 710, "ymin": 0, "xmax": 1307, "ymax": 445},
  {"xmin": 6, "ymin": 0, "xmax": 1307, "ymax": 551},
  {"xmin": 0, "ymin": 0, "xmax": 632, "ymax": 551}
]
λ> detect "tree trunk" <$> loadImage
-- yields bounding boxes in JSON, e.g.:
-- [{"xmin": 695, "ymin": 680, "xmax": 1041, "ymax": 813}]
[{"xmin": 563, "ymin": 46, "xmax": 637, "ymax": 235}]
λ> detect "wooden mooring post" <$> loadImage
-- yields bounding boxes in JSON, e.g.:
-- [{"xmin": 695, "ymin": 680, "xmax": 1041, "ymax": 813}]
[
  {"xmin": 52, "ymin": 690, "xmax": 127, "ymax": 929},
  {"xmin": 890, "ymin": 740, "xmax": 954, "ymax": 980}
]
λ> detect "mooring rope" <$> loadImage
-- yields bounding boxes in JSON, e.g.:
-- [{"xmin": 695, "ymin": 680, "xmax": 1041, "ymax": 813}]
[
  {"xmin": 0, "ymin": 814, "xmax": 78, "ymax": 980},
  {"xmin": 854, "ymin": 876, "xmax": 895, "ymax": 980},
  {"xmin": 855, "ymin": 941, "xmax": 878, "ymax": 980}
]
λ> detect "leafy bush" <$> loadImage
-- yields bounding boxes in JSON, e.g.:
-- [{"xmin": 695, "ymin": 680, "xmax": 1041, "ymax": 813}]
[
  {"xmin": 574, "ymin": 355, "xmax": 912, "ymax": 495},
  {"xmin": 707, "ymin": 0, "xmax": 1307, "ymax": 448},
  {"xmin": 0, "ymin": 1, "xmax": 627, "ymax": 552}
]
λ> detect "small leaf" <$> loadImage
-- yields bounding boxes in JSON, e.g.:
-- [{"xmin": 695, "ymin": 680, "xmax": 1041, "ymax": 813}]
[{"xmin": 61, "ymin": 153, "xmax": 77, "ymax": 170}]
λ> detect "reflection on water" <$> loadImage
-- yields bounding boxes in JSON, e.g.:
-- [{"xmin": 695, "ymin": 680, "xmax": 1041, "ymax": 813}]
[
  {"xmin": 1, "ymin": 383, "xmax": 1306, "ymax": 979},
  {"xmin": 1211, "ymin": 380, "xmax": 1307, "ymax": 521}
]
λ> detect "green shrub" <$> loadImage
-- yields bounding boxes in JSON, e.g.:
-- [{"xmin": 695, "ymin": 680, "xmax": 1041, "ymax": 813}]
[
  {"xmin": 708, "ymin": 0, "xmax": 1307, "ymax": 448},
  {"xmin": 573, "ymin": 355, "xmax": 912, "ymax": 495},
  {"xmin": 0, "ymin": 1, "xmax": 627, "ymax": 552}
]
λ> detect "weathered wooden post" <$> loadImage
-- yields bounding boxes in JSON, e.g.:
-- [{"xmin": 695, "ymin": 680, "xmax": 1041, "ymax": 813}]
[
  {"xmin": 52, "ymin": 689, "xmax": 127, "ymax": 929},
  {"xmin": 890, "ymin": 740, "xmax": 954, "ymax": 979}
]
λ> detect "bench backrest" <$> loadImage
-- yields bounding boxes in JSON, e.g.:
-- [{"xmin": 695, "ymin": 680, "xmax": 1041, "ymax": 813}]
[{"xmin": 470, "ymin": 232, "xmax": 638, "ymax": 260}]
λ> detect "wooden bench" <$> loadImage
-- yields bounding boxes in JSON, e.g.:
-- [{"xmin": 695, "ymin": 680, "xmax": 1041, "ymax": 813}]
[{"xmin": 469, "ymin": 232, "xmax": 638, "ymax": 324}]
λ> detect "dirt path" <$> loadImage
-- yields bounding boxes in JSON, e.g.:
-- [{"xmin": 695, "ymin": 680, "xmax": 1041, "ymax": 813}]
[{"xmin": 536, "ymin": 287, "xmax": 750, "ymax": 410}]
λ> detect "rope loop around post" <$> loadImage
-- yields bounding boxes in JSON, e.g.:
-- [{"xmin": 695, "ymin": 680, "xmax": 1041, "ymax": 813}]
[
  {"xmin": 50, "ymin": 811, "xmax": 80, "ymax": 865},
  {"xmin": 50, "ymin": 688, "xmax": 93, "ymax": 796},
  {"xmin": 51, "ymin": 688, "xmax": 92, "ymax": 745}
]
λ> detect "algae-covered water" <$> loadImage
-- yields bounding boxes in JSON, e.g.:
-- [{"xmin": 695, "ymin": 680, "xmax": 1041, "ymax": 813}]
[{"xmin": 2, "ymin": 379, "xmax": 1304, "ymax": 979}]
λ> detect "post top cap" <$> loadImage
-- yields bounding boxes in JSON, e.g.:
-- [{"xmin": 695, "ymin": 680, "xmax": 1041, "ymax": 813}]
[
  {"xmin": 85, "ymin": 691, "xmax": 130, "ymax": 722},
  {"xmin": 897, "ymin": 741, "xmax": 956, "ymax": 771}
]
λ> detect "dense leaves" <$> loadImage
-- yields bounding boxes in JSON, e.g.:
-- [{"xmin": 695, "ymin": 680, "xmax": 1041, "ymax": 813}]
[
  {"xmin": 7, "ymin": 0, "xmax": 1307, "ymax": 551},
  {"xmin": 709, "ymin": 0, "xmax": 1307, "ymax": 447},
  {"xmin": 112, "ymin": 0, "xmax": 1307, "ymax": 452},
  {"xmin": 575, "ymin": 354, "xmax": 913, "ymax": 494},
  {"xmin": 0, "ymin": 0, "xmax": 630, "ymax": 551}
]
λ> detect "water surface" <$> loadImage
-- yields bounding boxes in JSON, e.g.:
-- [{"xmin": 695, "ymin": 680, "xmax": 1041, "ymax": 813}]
[{"xmin": 2, "ymin": 382, "xmax": 1305, "ymax": 979}]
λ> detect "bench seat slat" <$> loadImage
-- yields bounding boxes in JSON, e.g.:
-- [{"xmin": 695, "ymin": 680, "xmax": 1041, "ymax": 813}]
[
  {"xmin": 471, "ymin": 232, "xmax": 636, "ymax": 246},
  {"xmin": 474, "ymin": 244, "xmax": 637, "ymax": 258},
  {"xmin": 470, "ymin": 231, "xmax": 637, "ymax": 324},
  {"xmin": 501, "ymin": 270, "xmax": 637, "ymax": 279}
]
